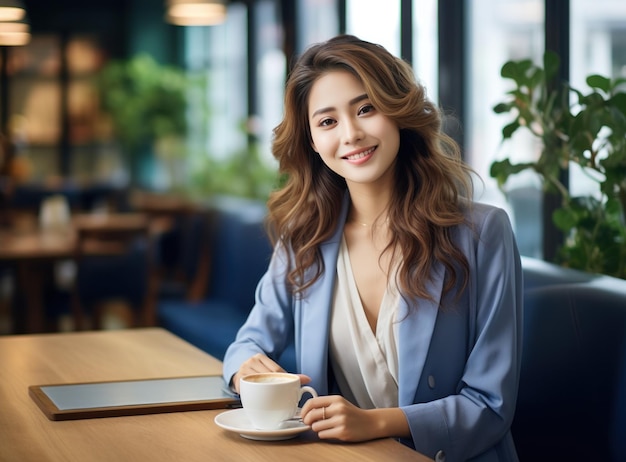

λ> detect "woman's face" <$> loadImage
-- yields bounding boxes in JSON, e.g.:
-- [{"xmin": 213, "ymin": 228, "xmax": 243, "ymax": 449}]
[{"xmin": 308, "ymin": 70, "xmax": 400, "ymax": 190}]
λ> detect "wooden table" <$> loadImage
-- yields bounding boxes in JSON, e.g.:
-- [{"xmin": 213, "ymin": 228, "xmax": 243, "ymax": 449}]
[
  {"xmin": 0, "ymin": 213, "xmax": 157, "ymax": 333},
  {"xmin": 0, "ymin": 227, "xmax": 74, "ymax": 333},
  {"xmin": 0, "ymin": 213, "xmax": 156, "ymax": 261},
  {"xmin": 0, "ymin": 328, "xmax": 431, "ymax": 462}
]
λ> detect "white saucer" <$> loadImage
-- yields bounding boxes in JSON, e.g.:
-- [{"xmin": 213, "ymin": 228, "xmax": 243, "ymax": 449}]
[{"xmin": 214, "ymin": 408, "xmax": 310, "ymax": 441}]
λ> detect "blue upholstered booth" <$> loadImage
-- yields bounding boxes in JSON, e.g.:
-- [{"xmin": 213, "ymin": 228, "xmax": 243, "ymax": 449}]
[
  {"xmin": 157, "ymin": 196, "xmax": 296, "ymax": 370},
  {"xmin": 518, "ymin": 258, "xmax": 626, "ymax": 462}
]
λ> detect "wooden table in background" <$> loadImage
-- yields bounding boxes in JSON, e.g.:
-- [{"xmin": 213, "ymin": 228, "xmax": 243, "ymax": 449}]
[
  {"xmin": 0, "ymin": 328, "xmax": 431, "ymax": 462},
  {"xmin": 0, "ymin": 226, "xmax": 75, "ymax": 333},
  {"xmin": 0, "ymin": 213, "xmax": 159, "ymax": 333}
]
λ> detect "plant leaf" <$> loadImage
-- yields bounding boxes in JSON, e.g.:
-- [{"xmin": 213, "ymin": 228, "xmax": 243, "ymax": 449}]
[
  {"xmin": 502, "ymin": 121, "xmax": 520, "ymax": 139},
  {"xmin": 587, "ymin": 74, "xmax": 611, "ymax": 93},
  {"xmin": 611, "ymin": 93, "xmax": 626, "ymax": 116},
  {"xmin": 552, "ymin": 207, "xmax": 577, "ymax": 231},
  {"xmin": 493, "ymin": 102, "xmax": 513, "ymax": 114}
]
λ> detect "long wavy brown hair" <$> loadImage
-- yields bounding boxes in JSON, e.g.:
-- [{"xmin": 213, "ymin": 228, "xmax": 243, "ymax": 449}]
[{"xmin": 268, "ymin": 35, "xmax": 474, "ymax": 303}]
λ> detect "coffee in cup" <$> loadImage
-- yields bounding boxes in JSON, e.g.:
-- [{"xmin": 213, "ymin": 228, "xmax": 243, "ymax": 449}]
[{"xmin": 239, "ymin": 372, "xmax": 317, "ymax": 430}]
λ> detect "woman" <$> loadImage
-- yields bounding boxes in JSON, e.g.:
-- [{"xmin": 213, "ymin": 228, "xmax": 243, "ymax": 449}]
[{"xmin": 223, "ymin": 35, "xmax": 522, "ymax": 462}]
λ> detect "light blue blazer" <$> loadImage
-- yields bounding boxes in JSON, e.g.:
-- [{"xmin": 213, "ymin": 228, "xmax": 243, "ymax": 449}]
[{"xmin": 224, "ymin": 197, "xmax": 523, "ymax": 462}]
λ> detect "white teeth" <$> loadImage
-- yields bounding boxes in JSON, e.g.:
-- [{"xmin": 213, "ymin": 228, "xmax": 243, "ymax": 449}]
[{"xmin": 345, "ymin": 147, "xmax": 375, "ymax": 160}]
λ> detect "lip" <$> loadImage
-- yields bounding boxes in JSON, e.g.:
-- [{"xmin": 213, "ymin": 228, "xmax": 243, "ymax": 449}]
[{"xmin": 342, "ymin": 146, "xmax": 376, "ymax": 164}]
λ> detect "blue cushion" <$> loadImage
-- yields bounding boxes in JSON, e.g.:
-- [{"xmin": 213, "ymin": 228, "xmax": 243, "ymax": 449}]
[
  {"xmin": 521, "ymin": 255, "xmax": 597, "ymax": 290},
  {"xmin": 514, "ymin": 283, "xmax": 626, "ymax": 462},
  {"xmin": 159, "ymin": 299, "xmax": 248, "ymax": 361},
  {"xmin": 205, "ymin": 199, "xmax": 272, "ymax": 314},
  {"xmin": 157, "ymin": 197, "xmax": 295, "ymax": 369},
  {"xmin": 159, "ymin": 299, "xmax": 297, "ymax": 370}
]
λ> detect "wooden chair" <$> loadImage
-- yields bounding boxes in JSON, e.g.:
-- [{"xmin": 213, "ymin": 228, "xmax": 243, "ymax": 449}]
[
  {"xmin": 71, "ymin": 213, "xmax": 158, "ymax": 330},
  {"xmin": 130, "ymin": 191, "xmax": 210, "ymax": 302},
  {"xmin": 156, "ymin": 210, "xmax": 212, "ymax": 302}
]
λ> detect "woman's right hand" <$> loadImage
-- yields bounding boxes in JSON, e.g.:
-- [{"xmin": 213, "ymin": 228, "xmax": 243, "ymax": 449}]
[
  {"xmin": 231, "ymin": 354, "xmax": 284, "ymax": 393},
  {"xmin": 231, "ymin": 353, "xmax": 311, "ymax": 393}
]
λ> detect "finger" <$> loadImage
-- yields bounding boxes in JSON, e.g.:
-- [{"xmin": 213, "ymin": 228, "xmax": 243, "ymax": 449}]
[
  {"xmin": 297, "ymin": 374, "xmax": 312, "ymax": 385},
  {"xmin": 242, "ymin": 355, "xmax": 281, "ymax": 374},
  {"xmin": 237, "ymin": 355, "xmax": 286, "ymax": 386},
  {"xmin": 308, "ymin": 405, "xmax": 332, "ymax": 432},
  {"xmin": 300, "ymin": 397, "xmax": 331, "ymax": 424},
  {"xmin": 257, "ymin": 355, "xmax": 284, "ymax": 372},
  {"xmin": 300, "ymin": 396, "xmax": 321, "ymax": 416},
  {"xmin": 233, "ymin": 355, "xmax": 278, "ymax": 392},
  {"xmin": 299, "ymin": 403, "xmax": 312, "ymax": 422}
]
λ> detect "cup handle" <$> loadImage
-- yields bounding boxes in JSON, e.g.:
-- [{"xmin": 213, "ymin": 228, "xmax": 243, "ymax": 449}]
[{"xmin": 299, "ymin": 385, "xmax": 317, "ymax": 400}]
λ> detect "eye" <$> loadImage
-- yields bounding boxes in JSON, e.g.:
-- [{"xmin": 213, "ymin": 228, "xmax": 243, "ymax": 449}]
[
  {"xmin": 358, "ymin": 104, "xmax": 375, "ymax": 116},
  {"xmin": 319, "ymin": 118, "xmax": 336, "ymax": 127}
]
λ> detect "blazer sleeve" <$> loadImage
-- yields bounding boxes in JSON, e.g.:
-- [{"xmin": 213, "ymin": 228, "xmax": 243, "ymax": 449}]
[
  {"xmin": 403, "ymin": 207, "xmax": 523, "ymax": 461},
  {"xmin": 222, "ymin": 245, "xmax": 295, "ymax": 385}
]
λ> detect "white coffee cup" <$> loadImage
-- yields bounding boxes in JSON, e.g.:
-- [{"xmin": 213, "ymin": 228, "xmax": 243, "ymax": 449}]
[{"xmin": 239, "ymin": 372, "xmax": 317, "ymax": 430}]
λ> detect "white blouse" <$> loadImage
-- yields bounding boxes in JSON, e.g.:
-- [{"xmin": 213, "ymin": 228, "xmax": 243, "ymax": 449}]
[{"xmin": 329, "ymin": 236, "xmax": 400, "ymax": 409}]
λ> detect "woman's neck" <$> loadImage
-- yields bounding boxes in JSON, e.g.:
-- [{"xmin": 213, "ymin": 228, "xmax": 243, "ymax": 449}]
[{"xmin": 347, "ymin": 185, "xmax": 392, "ymax": 228}]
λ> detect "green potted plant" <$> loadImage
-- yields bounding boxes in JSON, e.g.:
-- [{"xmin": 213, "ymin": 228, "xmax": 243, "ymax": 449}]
[
  {"xmin": 187, "ymin": 119, "xmax": 281, "ymax": 201},
  {"xmin": 98, "ymin": 56, "xmax": 277, "ymax": 200},
  {"xmin": 97, "ymin": 54, "xmax": 194, "ymax": 186},
  {"xmin": 490, "ymin": 51, "xmax": 626, "ymax": 279}
]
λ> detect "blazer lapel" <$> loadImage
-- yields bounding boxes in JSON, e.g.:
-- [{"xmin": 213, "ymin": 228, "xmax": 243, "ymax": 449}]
[{"xmin": 397, "ymin": 259, "xmax": 444, "ymax": 406}]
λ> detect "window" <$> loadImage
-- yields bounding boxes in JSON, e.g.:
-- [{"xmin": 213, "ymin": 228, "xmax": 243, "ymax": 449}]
[
  {"xmin": 467, "ymin": 0, "xmax": 545, "ymax": 196},
  {"xmin": 184, "ymin": 3, "xmax": 247, "ymax": 164},
  {"xmin": 297, "ymin": 0, "xmax": 339, "ymax": 51},
  {"xmin": 345, "ymin": 0, "xmax": 439, "ymax": 119},
  {"xmin": 466, "ymin": 0, "xmax": 545, "ymax": 257},
  {"xmin": 254, "ymin": 0, "xmax": 285, "ymax": 162},
  {"xmin": 569, "ymin": 0, "xmax": 626, "ymax": 198},
  {"xmin": 466, "ymin": 0, "xmax": 626, "ymax": 259},
  {"xmin": 413, "ymin": 0, "xmax": 439, "ymax": 104},
  {"xmin": 346, "ymin": 0, "xmax": 400, "ymax": 56}
]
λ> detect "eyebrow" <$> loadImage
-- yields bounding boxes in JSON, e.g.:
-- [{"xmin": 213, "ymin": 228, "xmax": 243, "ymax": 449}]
[{"xmin": 310, "ymin": 93, "xmax": 369, "ymax": 118}]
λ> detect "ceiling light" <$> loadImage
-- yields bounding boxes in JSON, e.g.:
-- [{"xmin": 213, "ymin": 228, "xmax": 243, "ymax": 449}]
[
  {"xmin": 0, "ymin": 18, "xmax": 30, "ymax": 46},
  {"xmin": 165, "ymin": 0, "xmax": 227, "ymax": 26},
  {"xmin": 0, "ymin": 0, "xmax": 27, "ymax": 22}
]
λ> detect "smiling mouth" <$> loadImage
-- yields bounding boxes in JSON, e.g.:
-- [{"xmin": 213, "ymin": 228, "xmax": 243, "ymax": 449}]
[{"xmin": 343, "ymin": 147, "xmax": 376, "ymax": 161}]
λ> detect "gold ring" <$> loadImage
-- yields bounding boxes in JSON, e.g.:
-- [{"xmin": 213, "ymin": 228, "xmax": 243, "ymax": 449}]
[{"xmin": 322, "ymin": 406, "xmax": 326, "ymax": 420}]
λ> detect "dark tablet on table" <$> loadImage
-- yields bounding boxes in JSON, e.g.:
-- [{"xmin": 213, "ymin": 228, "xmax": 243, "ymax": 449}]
[{"xmin": 29, "ymin": 375, "xmax": 240, "ymax": 421}]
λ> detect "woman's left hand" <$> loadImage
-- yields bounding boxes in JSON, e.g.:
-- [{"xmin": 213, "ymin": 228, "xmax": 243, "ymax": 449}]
[{"xmin": 300, "ymin": 395, "xmax": 382, "ymax": 442}]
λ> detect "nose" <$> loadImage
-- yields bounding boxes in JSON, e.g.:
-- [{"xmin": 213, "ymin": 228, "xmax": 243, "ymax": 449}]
[{"xmin": 342, "ymin": 118, "xmax": 364, "ymax": 145}]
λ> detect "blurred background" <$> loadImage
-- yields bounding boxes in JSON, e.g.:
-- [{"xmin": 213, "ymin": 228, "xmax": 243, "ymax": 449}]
[
  {"xmin": 1, "ymin": 0, "xmax": 625, "ymax": 335},
  {"xmin": 1, "ymin": 1, "xmax": 625, "ymax": 208}
]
